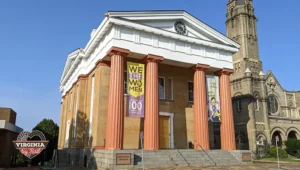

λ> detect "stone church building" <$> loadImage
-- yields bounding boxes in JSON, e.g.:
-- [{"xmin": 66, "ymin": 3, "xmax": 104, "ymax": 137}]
[{"xmin": 227, "ymin": 0, "xmax": 300, "ymax": 153}]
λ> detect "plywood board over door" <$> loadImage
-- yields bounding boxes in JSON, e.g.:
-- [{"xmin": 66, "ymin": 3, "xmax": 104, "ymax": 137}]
[{"xmin": 159, "ymin": 116, "xmax": 170, "ymax": 149}]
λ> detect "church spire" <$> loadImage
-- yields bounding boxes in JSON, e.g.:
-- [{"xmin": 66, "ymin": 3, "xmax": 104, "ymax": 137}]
[{"xmin": 226, "ymin": 0, "xmax": 262, "ymax": 78}]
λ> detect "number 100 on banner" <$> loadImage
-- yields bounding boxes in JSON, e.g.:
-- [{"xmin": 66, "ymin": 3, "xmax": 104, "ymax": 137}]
[{"xmin": 126, "ymin": 62, "xmax": 145, "ymax": 117}]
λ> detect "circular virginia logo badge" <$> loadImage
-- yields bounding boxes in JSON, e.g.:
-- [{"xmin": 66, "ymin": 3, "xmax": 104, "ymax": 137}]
[{"xmin": 13, "ymin": 130, "xmax": 49, "ymax": 159}]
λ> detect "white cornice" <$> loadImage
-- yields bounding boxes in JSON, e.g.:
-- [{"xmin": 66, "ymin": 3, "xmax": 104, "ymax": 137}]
[
  {"xmin": 60, "ymin": 11, "xmax": 240, "ymax": 94},
  {"xmin": 60, "ymin": 52, "xmax": 84, "ymax": 86},
  {"xmin": 109, "ymin": 17, "xmax": 239, "ymax": 52},
  {"xmin": 107, "ymin": 10, "xmax": 240, "ymax": 48},
  {"xmin": 60, "ymin": 48, "xmax": 84, "ymax": 82}
]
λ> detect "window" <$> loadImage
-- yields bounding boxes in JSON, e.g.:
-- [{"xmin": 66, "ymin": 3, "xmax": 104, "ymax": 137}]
[
  {"xmin": 89, "ymin": 75, "xmax": 95, "ymax": 138},
  {"xmin": 158, "ymin": 77, "xmax": 165, "ymax": 99},
  {"xmin": 267, "ymin": 94, "xmax": 279, "ymax": 115},
  {"xmin": 188, "ymin": 82, "xmax": 194, "ymax": 102},
  {"xmin": 237, "ymin": 100, "xmax": 242, "ymax": 112},
  {"xmin": 254, "ymin": 98, "xmax": 259, "ymax": 111},
  {"xmin": 166, "ymin": 78, "xmax": 173, "ymax": 100},
  {"xmin": 124, "ymin": 71, "xmax": 127, "ymax": 94},
  {"xmin": 73, "ymin": 85, "xmax": 80, "ymax": 139}
]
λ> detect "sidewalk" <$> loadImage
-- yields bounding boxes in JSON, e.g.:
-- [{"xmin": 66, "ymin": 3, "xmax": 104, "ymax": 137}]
[{"xmin": 3, "ymin": 163, "xmax": 300, "ymax": 170}]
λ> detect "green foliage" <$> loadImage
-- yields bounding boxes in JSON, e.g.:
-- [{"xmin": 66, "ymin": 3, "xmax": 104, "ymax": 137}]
[
  {"xmin": 285, "ymin": 139, "xmax": 300, "ymax": 157},
  {"xmin": 257, "ymin": 144, "xmax": 271, "ymax": 159},
  {"xmin": 16, "ymin": 150, "xmax": 26, "ymax": 166},
  {"xmin": 31, "ymin": 118, "xmax": 59, "ymax": 166},
  {"xmin": 269, "ymin": 146, "xmax": 288, "ymax": 158}
]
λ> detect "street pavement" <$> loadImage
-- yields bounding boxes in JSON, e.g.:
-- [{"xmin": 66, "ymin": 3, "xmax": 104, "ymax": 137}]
[
  {"xmin": 2, "ymin": 163, "xmax": 300, "ymax": 170},
  {"xmin": 138, "ymin": 163, "xmax": 300, "ymax": 170}
]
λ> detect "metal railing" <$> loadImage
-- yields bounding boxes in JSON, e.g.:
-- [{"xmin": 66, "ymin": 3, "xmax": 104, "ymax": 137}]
[
  {"xmin": 173, "ymin": 144, "xmax": 189, "ymax": 166},
  {"xmin": 194, "ymin": 140, "xmax": 216, "ymax": 166}
]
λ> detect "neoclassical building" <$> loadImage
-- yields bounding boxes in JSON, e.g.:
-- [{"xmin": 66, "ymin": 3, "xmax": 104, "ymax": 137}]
[
  {"xmin": 58, "ymin": 9, "xmax": 241, "ymax": 153},
  {"xmin": 58, "ymin": 1, "xmax": 300, "ymax": 165},
  {"xmin": 227, "ymin": 0, "xmax": 300, "ymax": 153}
]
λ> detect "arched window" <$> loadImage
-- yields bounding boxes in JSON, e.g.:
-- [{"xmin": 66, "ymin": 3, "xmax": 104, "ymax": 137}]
[{"xmin": 267, "ymin": 94, "xmax": 279, "ymax": 115}]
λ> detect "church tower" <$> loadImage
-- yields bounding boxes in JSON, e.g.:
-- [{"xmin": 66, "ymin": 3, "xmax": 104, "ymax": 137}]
[
  {"xmin": 226, "ymin": 0, "xmax": 262, "ymax": 80},
  {"xmin": 226, "ymin": 0, "xmax": 272, "ymax": 153}
]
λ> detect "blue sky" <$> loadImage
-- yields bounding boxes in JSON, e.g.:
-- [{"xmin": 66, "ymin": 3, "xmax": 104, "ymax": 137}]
[{"xmin": 0, "ymin": 0, "xmax": 299, "ymax": 131}]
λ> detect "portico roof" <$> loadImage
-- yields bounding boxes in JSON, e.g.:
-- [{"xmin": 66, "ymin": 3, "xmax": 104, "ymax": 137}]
[{"xmin": 60, "ymin": 10, "xmax": 240, "ymax": 94}]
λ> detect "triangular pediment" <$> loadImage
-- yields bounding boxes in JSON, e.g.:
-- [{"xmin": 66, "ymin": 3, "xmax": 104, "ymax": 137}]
[
  {"xmin": 107, "ymin": 10, "xmax": 239, "ymax": 48},
  {"xmin": 265, "ymin": 70, "xmax": 284, "ymax": 91},
  {"xmin": 60, "ymin": 48, "xmax": 84, "ymax": 82}
]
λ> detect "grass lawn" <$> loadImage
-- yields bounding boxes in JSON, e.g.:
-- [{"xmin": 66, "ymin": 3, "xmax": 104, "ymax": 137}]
[{"xmin": 259, "ymin": 157, "xmax": 300, "ymax": 163}]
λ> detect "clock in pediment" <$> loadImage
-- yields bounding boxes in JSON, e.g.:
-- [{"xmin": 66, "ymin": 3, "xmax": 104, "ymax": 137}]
[{"xmin": 174, "ymin": 21, "xmax": 187, "ymax": 35}]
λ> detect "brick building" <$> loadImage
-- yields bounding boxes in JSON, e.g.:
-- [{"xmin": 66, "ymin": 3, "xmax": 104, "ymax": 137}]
[
  {"xmin": 0, "ymin": 108, "xmax": 23, "ymax": 168},
  {"xmin": 57, "ymin": 8, "xmax": 250, "ymax": 168},
  {"xmin": 58, "ymin": 1, "xmax": 300, "ymax": 168}
]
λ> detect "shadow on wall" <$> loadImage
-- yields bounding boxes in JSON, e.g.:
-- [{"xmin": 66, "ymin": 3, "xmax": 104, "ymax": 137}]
[
  {"xmin": 63, "ymin": 110, "xmax": 98, "ymax": 169},
  {"xmin": 232, "ymin": 94, "xmax": 253, "ymax": 150}
]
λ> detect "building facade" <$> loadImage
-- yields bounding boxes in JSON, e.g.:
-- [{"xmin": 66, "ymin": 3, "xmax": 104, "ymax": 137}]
[
  {"xmin": 0, "ymin": 108, "xmax": 23, "ymax": 168},
  {"xmin": 58, "ymin": 1, "xmax": 300, "ymax": 163},
  {"xmin": 58, "ymin": 10, "xmax": 241, "ymax": 153},
  {"xmin": 227, "ymin": 0, "xmax": 300, "ymax": 153}
]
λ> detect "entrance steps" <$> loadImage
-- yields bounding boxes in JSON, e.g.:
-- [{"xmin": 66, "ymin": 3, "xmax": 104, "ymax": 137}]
[
  {"xmin": 132, "ymin": 150, "xmax": 241, "ymax": 168},
  {"xmin": 58, "ymin": 149, "xmax": 252, "ymax": 169}
]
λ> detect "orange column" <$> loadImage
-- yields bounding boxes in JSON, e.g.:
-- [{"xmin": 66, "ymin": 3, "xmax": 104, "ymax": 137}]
[
  {"xmin": 217, "ymin": 69, "xmax": 236, "ymax": 150},
  {"xmin": 193, "ymin": 64, "xmax": 210, "ymax": 150},
  {"xmin": 105, "ymin": 47, "xmax": 130, "ymax": 150},
  {"xmin": 144, "ymin": 54, "xmax": 164, "ymax": 150}
]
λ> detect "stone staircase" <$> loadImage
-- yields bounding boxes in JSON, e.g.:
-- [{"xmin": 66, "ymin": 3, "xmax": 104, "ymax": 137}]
[
  {"xmin": 134, "ymin": 151, "xmax": 176, "ymax": 168},
  {"xmin": 131, "ymin": 149, "xmax": 242, "ymax": 169},
  {"xmin": 169, "ymin": 150, "xmax": 240, "ymax": 166},
  {"xmin": 58, "ymin": 149, "xmax": 251, "ymax": 169}
]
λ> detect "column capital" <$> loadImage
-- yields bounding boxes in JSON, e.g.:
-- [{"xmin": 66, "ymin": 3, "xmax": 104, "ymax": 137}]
[
  {"xmin": 215, "ymin": 68, "xmax": 234, "ymax": 76},
  {"xmin": 78, "ymin": 74, "xmax": 89, "ymax": 80},
  {"xmin": 72, "ymin": 81, "xmax": 77, "ymax": 87},
  {"xmin": 144, "ymin": 54, "xmax": 164, "ymax": 63},
  {"xmin": 107, "ymin": 47, "xmax": 130, "ymax": 57},
  {"xmin": 192, "ymin": 64, "xmax": 210, "ymax": 71},
  {"xmin": 95, "ymin": 59, "xmax": 111, "ymax": 67}
]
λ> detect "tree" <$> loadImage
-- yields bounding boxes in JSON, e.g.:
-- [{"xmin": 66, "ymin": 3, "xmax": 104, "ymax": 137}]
[
  {"xmin": 31, "ymin": 119, "xmax": 59, "ymax": 165},
  {"xmin": 285, "ymin": 139, "xmax": 300, "ymax": 158}
]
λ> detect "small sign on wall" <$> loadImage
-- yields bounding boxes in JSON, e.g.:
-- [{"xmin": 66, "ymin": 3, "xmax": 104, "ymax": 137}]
[
  {"xmin": 116, "ymin": 153, "xmax": 132, "ymax": 165},
  {"xmin": 242, "ymin": 153, "xmax": 252, "ymax": 162}
]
